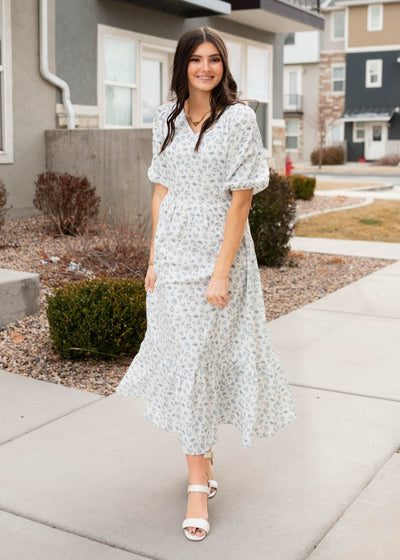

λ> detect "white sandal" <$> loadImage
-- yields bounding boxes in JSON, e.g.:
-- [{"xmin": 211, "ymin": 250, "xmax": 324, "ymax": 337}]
[
  {"xmin": 204, "ymin": 449, "xmax": 219, "ymax": 499},
  {"xmin": 182, "ymin": 484, "xmax": 210, "ymax": 541}
]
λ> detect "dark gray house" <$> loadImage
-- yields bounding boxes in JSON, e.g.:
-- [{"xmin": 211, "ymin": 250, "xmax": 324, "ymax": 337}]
[
  {"xmin": 340, "ymin": 0, "xmax": 400, "ymax": 161},
  {"xmin": 1, "ymin": 0, "xmax": 323, "ymax": 227}
]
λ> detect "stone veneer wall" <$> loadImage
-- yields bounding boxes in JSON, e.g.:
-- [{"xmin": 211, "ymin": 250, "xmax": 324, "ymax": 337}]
[{"xmin": 318, "ymin": 52, "xmax": 345, "ymax": 138}]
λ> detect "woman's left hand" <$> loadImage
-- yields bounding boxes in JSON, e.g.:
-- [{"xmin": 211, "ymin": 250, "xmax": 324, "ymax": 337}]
[{"xmin": 206, "ymin": 277, "xmax": 231, "ymax": 308}]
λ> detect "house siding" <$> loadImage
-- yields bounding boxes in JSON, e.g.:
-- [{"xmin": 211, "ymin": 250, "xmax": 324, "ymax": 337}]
[
  {"xmin": 345, "ymin": 51, "xmax": 400, "ymax": 110},
  {"xmin": 348, "ymin": 3, "xmax": 400, "ymax": 49}
]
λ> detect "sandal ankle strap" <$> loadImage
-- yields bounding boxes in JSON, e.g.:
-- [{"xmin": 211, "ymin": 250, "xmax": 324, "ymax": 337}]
[
  {"xmin": 204, "ymin": 449, "xmax": 214, "ymax": 464},
  {"xmin": 187, "ymin": 484, "xmax": 210, "ymax": 495}
]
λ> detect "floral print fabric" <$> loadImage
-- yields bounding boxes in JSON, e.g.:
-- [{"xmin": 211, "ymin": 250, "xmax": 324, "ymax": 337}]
[{"xmin": 115, "ymin": 101, "xmax": 297, "ymax": 454}]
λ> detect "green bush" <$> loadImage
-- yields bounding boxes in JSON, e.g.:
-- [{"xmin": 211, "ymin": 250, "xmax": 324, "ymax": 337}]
[
  {"xmin": 46, "ymin": 278, "xmax": 146, "ymax": 360},
  {"xmin": 310, "ymin": 145, "xmax": 345, "ymax": 165},
  {"xmin": 249, "ymin": 169, "xmax": 296, "ymax": 267},
  {"xmin": 288, "ymin": 174, "xmax": 316, "ymax": 200}
]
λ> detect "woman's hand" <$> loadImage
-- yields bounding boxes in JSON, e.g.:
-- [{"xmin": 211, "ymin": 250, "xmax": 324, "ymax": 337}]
[
  {"xmin": 206, "ymin": 277, "xmax": 231, "ymax": 308},
  {"xmin": 145, "ymin": 265, "xmax": 157, "ymax": 293}
]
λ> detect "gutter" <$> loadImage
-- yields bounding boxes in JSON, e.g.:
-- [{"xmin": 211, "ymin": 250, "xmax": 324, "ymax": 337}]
[{"xmin": 39, "ymin": 0, "xmax": 75, "ymax": 129}]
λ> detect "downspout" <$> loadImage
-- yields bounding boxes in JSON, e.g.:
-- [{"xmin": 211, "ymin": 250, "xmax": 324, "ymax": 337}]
[{"xmin": 39, "ymin": 0, "xmax": 75, "ymax": 129}]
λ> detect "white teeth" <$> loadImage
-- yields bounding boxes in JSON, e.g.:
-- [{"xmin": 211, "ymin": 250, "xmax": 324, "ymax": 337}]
[{"xmin": 197, "ymin": 76, "xmax": 213, "ymax": 80}]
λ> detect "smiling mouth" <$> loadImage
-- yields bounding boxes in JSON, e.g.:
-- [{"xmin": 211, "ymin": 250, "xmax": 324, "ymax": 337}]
[{"xmin": 196, "ymin": 76, "xmax": 214, "ymax": 80}]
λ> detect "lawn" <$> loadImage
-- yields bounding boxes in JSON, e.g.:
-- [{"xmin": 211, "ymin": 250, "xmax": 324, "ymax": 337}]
[
  {"xmin": 316, "ymin": 181, "xmax": 384, "ymax": 191},
  {"xmin": 295, "ymin": 199, "xmax": 400, "ymax": 243}
]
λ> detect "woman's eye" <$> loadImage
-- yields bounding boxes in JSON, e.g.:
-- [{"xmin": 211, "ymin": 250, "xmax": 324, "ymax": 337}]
[{"xmin": 211, "ymin": 58, "xmax": 221, "ymax": 63}]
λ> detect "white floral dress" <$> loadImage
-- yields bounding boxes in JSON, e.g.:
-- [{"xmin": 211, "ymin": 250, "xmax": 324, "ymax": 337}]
[{"xmin": 115, "ymin": 101, "xmax": 297, "ymax": 455}]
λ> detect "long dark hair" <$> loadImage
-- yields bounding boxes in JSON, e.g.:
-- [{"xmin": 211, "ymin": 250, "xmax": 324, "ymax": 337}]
[{"xmin": 160, "ymin": 27, "xmax": 243, "ymax": 153}]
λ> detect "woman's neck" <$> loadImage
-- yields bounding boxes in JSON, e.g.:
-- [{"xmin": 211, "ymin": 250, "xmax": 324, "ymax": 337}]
[{"xmin": 186, "ymin": 89, "xmax": 211, "ymax": 115}]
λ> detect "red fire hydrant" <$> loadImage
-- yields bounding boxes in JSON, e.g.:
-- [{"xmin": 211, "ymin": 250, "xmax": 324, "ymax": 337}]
[{"xmin": 285, "ymin": 156, "xmax": 293, "ymax": 176}]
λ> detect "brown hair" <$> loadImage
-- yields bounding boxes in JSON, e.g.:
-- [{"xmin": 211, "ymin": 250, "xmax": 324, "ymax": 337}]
[{"xmin": 160, "ymin": 27, "xmax": 243, "ymax": 153}]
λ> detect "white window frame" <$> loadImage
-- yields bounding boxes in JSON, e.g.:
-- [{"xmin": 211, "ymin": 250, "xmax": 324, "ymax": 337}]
[
  {"xmin": 97, "ymin": 25, "xmax": 176, "ymax": 129},
  {"xmin": 283, "ymin": 67, "xmax": 302, "ymax": 110},
  {"xmin": 0, "ymin": 0, "xmax": 14, "ymax": 164},
  {"xmin": 353, "ymin": 121, "xmax": 366, "ymax": 143},
  {"xmin": 285, "ymin": 119, "xmax": 299, "ymax": 151},
  {"xmin": 367, "ymin": 4, "xmax": 383, "ymax": 32},
  {"xmin": 365, "ymin": 59, "xmax": 382, "ymax": 88},
  {"xmin": 222, "ymin": 31, "xmax": 273, "ymax": 156},
  {"xmin": 331, "ymin": 11, "xmax": 345, "ymax": 41},
  {"xmin": 331, "ymin": 64, "xmax": 345, "ymax": 94},
  {"xmin": 328, "ymin": 121, "xmax": 344, "ymax": 145}
]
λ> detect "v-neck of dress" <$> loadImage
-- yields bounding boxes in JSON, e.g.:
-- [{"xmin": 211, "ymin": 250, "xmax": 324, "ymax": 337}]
[{"xmin": 181, "ymin": 105, "xmax": 230, "ymax": 136}]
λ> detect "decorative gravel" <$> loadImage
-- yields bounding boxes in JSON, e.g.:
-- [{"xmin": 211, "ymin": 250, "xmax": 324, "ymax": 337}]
[
  {"xmin": 0, "ymin": 213, "xmax": 393, "ymax": 397},
  {"xmin": 296, "ymin": 195, "xmax": 365, "ymax": 218}
]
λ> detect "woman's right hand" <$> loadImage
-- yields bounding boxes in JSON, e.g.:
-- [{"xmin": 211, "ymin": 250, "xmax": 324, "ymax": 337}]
[{"xmin": 145, "ymin": 265, "xmax": 157, "ymax": 293}]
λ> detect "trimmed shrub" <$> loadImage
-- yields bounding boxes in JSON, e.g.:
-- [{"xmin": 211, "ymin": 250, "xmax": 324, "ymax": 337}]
[
  {"xmin": 33, "ymin": 171, "xmax": 100, "ymax": 235},
  {"xmin": 249, "ymin": 169, "xmax": 296, "ymax": 267},
  {"xmin": 46, "ymin": 278, "xmax": 146, "ymax": 360},
  {"xmin": 0, "ymin": 180, "xmax": 7, "ymax": 231},
  {"xmin": 310, "ymin": 145, "xmax": 345, "ymax": 165},
  {"xmin": 288, "ymin": 174, "xmax": 316, "ymax": 200}
]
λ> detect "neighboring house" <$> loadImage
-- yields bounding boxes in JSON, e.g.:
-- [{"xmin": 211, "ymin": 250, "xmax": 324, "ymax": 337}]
[
  {"xmin": 339, "ymin": 0, "xmax": 400, "ymax": 161},
  {"xmin": 283, "ymin": 0, "xmax": 346, "ymax": 162},
  {"xmin": 1, "ymin": 0, "xmax": 323, "ymax": 225},
  {"xmin": 284, "ymin": 0, "xmax": 400, "ymax": 163}
]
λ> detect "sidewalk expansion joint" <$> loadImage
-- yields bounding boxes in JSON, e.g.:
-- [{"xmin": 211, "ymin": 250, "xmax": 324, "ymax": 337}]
[
  {"xmin": 290, "ymin": 382, "xmax": 400, "ymax": 404},
  {"xmin": 0, "ymin": 505, "xmax": 162, "ymax": 560},
  {"xmin": 306, "ymin": 307, "xmax": 400, "ymax": 321},
  {"xmin": 302, "ymin": 445, "xmax": 400, "ymax": 560},
  {"xmin": 0, "ymin": 396, "xmax": 106, "ymax": 447}
]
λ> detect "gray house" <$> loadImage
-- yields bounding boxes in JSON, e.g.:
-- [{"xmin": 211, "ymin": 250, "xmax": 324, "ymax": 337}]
[{"xmin": 1, "ymin": 0, "xmax": 323, "ymax": 229}]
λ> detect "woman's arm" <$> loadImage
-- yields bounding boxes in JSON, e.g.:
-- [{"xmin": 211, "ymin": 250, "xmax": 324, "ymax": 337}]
[
  {"xmin": 146, "ymin": 183, "xmax": 168, "ymax": 292},
  {"xmin": 213, "ymin": 190, "xmax": 253, "ymax": 275},
  {"xmin": 206, "ymin": 189, "xmax": 253, "ymax": 307}
]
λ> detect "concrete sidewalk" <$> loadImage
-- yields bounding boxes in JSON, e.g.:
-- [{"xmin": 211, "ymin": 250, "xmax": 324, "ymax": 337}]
[{"xmin": 1, "ymin": 260, "xmax": 400, "ymax": 559}]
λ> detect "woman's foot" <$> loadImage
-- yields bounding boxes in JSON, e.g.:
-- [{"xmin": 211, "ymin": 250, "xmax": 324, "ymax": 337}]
[{"xmin": 185, "ymin": 474, "xmax": 209, "ymax": 538}]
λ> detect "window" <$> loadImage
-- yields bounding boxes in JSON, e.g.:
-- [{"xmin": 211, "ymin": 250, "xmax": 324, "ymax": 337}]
[
  {"xmin": 225, "ymin": 37, "xmax": 272, "ymax": 151},
  {"xmin": 332, "ymin": 11, "xmax": 345, "ymax": 40},
  {"xmin": 283, "ymin": 68, "xmax": 302, "ymax": 110},
  {"xmin": 365, "ymin": 59, "xmax": 382, "ymax": 88},
  {"xmin": 99, "ymin": 25, "xmax": 175, "ymax": 128},
  {"xmin": 284, "ymin": 33, "xmax": 295, "ymax": 46},
  {"xmin": 368, "ymin": 4, "xmax": 383, "ymax": 31},
  {"xmin": 332, "ymin": 65, "xmax": 345, "ymax": 93},
  {"xmin": 353, "ymin": 122, "xmax": 365, "ymax": 143},
  {"xmin": 329, "ymin": 122, "xmax": 343, "ymax": 144},
  {"xmin": 0, "ymin": 0, "xmax": 13, "ymax": 163},
  {"xmin": 285, "ymin": 120, "xmax": 299, "ymax": 150}
]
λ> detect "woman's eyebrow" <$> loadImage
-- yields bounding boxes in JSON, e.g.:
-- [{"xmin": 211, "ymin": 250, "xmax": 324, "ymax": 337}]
[{"xmin": 191, "ymin": 53, "xmax": 221, "ymax": 58}]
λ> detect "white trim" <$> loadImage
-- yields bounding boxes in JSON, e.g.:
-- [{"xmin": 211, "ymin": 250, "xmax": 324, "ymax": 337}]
[
  {"xmin": 336, "ymin": 0, "xmax": 396, "ymax": 6},
  {"xmin": 367, "ymin": 4, "xmax": 383, "ymax": 31},
  {"xmin": 344, "ymin": 6, "xmax": 349, "ymax": 52},
  {"xmin": 365, "ymin": 58, "xmax": 382, "ymax": 88},
  {"xmin": 0, "ymin": 0, "xmax": 14, "ymax": 164},
  {"xmin": 346, "ymin": 44, "xmax": 400, "ymax": 53},
  {"xmin": 272, "ymin": 118, "xmax": 285, "ymax": 127},
  {"xmin": 285, "ymin": 118, "xmax": 300, "ymax": 151},
  {"xmin": 331, "ymin": 10, "xmax": 345, "ymax": 41},
  {"xmin": 343, "ymin": 114, "xmax": 392, "ymax": 122},
  {"xmin": 331, "ymin": 63, "xmax": 345, "ymax": 94},
  {"xmin": 97, "ymin": 24, "xmax": 176, "ymax": 129}
]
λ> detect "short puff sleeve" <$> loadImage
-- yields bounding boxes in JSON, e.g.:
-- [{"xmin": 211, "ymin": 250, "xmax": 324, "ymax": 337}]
[
  {"xmin": 224, "ymin": 104, "xmax": 269, "ymax": 195},
  {"xmin": 147, "ymin": 103, "xmax": 170, "ymax": 188}
]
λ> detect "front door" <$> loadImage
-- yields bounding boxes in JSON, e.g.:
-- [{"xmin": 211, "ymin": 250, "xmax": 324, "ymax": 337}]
[{"xmin": 365, "ymin": 122, "xmax": 387, "ymax": 160}]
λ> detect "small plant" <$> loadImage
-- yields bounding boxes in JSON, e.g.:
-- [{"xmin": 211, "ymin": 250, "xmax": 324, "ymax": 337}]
[
  {"xmin": 0, "ymin": 179, "xmax": 8, "ymax": 231},
  {"xmin": 46, "ymin": 277, "xmax": 147, "ymax": 360},
  {"xmin": 376, "ymin": 154, "xmax": 400, "ymax": 166},
  {"xmin": 288, "ymin": 174, "xmax": 316, "ymax": 200},
  {"xmin": 249, "ymin": 169, "xmax": 297, "ymax": 267},
  {"xmin": 33, "ymin": 171, "xmax": 100, "ymax": 235},
  {"xmin": 310, "ymin": 146, "xmax": 345, "ymax": 166},
  {"xmin": 359, "ymin": 218, "xmax": 382, "ymax": 226}
]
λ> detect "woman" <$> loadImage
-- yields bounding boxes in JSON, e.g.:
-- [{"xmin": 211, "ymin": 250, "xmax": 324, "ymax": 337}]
[{"xmin": 116, "ymin": 27, "xmax": 297, "ymax": 542}]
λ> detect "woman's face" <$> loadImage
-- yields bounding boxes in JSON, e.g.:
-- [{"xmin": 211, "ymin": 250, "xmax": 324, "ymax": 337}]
[{"xmin": 187, "ymin": 41, "xmax": 224, "ymax": 94}]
